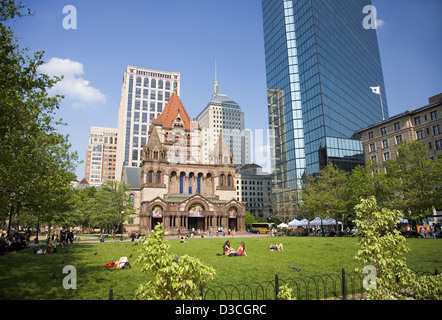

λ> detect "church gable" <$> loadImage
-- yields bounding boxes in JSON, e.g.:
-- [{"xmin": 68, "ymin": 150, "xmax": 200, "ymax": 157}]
[{"xmin": 159, "ymin": 93, "xmax": 191, "ymax": 130}]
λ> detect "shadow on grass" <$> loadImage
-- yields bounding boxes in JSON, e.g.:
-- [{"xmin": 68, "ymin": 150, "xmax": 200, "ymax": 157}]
[{"xmin": 0, "ymin": 242, "xmax": 148, "ymax": 300}]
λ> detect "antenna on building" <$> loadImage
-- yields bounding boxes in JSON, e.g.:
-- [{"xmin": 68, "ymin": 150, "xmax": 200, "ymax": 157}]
[{"xmin": 213, "ymin": 59, "xmax": 219, "ymax": 96}]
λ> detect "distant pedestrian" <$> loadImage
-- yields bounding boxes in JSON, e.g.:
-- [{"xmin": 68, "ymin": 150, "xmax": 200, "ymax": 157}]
[
  {"xmin": 67, "ymin": 228, "xmax": 74, "ymax": 244},
  {"xmin": 60, "ymin": 227, "xmax": 67, "ymax": 246},
  {"xmin": 420, "ymin": 226, "xmax": 427, "ymax": 238}
]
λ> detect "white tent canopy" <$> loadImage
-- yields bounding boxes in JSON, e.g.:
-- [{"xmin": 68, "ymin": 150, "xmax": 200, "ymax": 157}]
[
  {"xmin": 399, "ymin": 217, "xmax": 409, "ymax": 224},
  {"xmin": 277, "ymin": 223, "xmax": 289, "ymax": 228},
  {"xmin": 297, "ymin": 219, "xmax": 309, "ymax": 226},
  {"xmin": 309, "ymin": 217, "xmax": 342, "ymax": 226},
  {"xmin": 322, "ymin": 218, "xmax": 342, "ymax": 225},
  {"xmin": 309, "ymin": 217, "xmax": 322, "ymax": 226},
  {"xmin": 288, "ymin": 219, "xmax": 300, "ymax": 227}
]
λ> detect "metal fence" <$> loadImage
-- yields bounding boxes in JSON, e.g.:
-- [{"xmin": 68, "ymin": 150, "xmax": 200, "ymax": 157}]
[
  {"xmin": 201, "ymin": 268, "xmax": 367, "ymax": 300},
  {"xmin": 1, "ymin": 268, "xmax": 438, "ymax": 300}
]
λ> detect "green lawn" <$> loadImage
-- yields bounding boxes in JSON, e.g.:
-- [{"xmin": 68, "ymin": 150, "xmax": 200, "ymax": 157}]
[{"xmin": 0, "ymin": 236, "xmax": 440, "ymax": 300}]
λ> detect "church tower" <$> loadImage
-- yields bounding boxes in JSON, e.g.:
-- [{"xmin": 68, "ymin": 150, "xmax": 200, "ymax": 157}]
[{"xmin": 138, "ymin": 93, "xmax": 245, "ymax": 235}]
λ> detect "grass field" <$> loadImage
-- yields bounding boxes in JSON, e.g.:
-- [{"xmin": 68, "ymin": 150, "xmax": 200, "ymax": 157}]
[{"xmin": 0, "ymin": 235, "xmax": 440, "ymax": 300}]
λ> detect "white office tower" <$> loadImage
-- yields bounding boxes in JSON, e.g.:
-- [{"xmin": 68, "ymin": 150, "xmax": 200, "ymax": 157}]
[
  {"xmin": 197, "ymin": 77, "xmax": 250, "ymax": 167},
  {"xmin": 115, "ymin": 66, "xmax": 180, "ymax": 180}
]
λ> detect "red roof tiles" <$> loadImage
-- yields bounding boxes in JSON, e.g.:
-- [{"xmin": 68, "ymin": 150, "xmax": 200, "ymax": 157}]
[{"xmin": 159, "ymin": 93, "xmax": 191, "ymax": 130}]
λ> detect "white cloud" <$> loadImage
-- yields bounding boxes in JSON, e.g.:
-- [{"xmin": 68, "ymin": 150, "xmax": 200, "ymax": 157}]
[{"xmin": 38, "ymin": 57, "xmax": 106, "ymax": 108}]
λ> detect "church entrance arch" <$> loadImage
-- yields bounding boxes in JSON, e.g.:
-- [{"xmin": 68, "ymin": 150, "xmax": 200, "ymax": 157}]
[
  {"xmin": 151, "ymin": 205, "xmax": 164, "ymax": 230},
  {"xmin": 228, "ymin": 207, "xmax": 238, "ymax": 231},
  {"xmin": 188, "ymin": 203, "xmax": 205, "ymax": 232}
]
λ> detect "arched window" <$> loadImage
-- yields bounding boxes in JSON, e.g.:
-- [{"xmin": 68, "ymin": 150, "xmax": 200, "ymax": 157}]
[
  {"xmin": 180, "ymin": 172, "xmax": 185, "ymax": 194},
  {"xmin": 158, "ymin": 80, "xmax": 163, "ymax": 89},
  {"xmin": 136, "ymin": 77, "xmax": 142, "ymax": 86},
  {"xmin": 148, "ymin": 171, "xmax": 153, "ymax": 184},
  {"xmin": 157, "ymin": 171, "xmax": 161, "ymax": 184},
  {"xmin": 151, "ymin": 79, "xmax": 156, "ymax": 88},
  {"xmin": 165, "ymin": 80, "xmax": 170, "ymax": 90},
  {"xmin": 144, "ymin": 78, "xmax": 149, "ymax": 87},
  {"xmin": 227, "ymin": 174, "xmax": 232, "ymax": 187},
  {"xmin": 188, "ymin": 173, "xmax": 194, "ymax": 194},
  {"xmin": 220, "ymin": 174, "xmax": 225, "ymax": 186},
  {"xmin": 197, "ymin": 173, "xmax": 203, "ymax": 194}
]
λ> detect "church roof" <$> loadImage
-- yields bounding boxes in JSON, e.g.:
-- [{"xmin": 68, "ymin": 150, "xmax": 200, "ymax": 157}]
[
  {"xmin": 78, "ymin": 178, "xmax": 89, "ymax": 185},
  {"xmin": 159, "ymin": 93, "xmax": 191, "ymax": 130}
]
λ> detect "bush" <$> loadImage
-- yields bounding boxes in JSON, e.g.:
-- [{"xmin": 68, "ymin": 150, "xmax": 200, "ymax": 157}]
[
  {"xmin": 135, "ymin": 223, "xmax": 216, "ymax": 300},
  {"xmin": 354, "ymin": 197, "xmax": 441, "ymax": 300}
]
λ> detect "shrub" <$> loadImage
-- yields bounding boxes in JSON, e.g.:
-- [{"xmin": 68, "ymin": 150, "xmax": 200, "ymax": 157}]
[
  {"xmin": 354, "ymin": 197, "xmax": 441, "ymax": 300},
  {"xmin": 135, "ymin": 223, "xmax": 216, "ymax": 300}
]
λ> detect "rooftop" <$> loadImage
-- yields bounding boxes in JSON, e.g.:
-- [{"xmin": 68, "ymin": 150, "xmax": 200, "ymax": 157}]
[
  {"xmin": 356, "ymin": 95, "xmax": 442, "ymax": 134},
  {"xmin": 158, "ymin": 93, "xmax": 191, "ymax": 130}
]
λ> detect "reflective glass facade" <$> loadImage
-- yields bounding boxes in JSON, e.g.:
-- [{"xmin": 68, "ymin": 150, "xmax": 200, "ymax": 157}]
[{"xmin": 262, "ymin": 0, "xmax": 388, "ymax": 218}]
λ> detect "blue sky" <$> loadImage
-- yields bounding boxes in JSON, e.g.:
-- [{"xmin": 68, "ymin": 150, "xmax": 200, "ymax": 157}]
[{"xmin": 7, "ymin": 0, "xmax": 442, "ymax": 180}]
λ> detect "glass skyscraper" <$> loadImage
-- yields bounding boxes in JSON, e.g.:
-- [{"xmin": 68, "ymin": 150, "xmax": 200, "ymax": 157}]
[{"xmin": 262, "ymin": 0, "xmax": 388, "ymax": 220}]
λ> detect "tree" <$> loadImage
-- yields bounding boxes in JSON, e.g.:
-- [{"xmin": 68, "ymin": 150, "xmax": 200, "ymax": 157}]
[
  {"xmin": 71, "ymin": 186, "xmax": 98, "ymax": 231},
  {"xmin": 385, "ymin": 140, "xmax": 442, "ymax": 219},
  {"xmin": 354, "ymin": 197, "xmax": 414, "ymax": 299},
  {"xmin": 0, "ymin": 1, "xmax": 78, "ymax": 231},
  {"xmin": 345, "ymin": 162, "xmax": 395, "ymax": 222},
  {"xmin": 136, "ymin": 223, "xmax": 216, "ymax": 300},
  {"xmin": 300, "ymin": 163, "xmax": 349, "ymax": 228},
  {"xmin": 90, "ymin": 181, "xmax": 134, "ymax": 235},
  {"xmin": 354, "ymin": 196, "xmax": 442, "ymax": 300}
]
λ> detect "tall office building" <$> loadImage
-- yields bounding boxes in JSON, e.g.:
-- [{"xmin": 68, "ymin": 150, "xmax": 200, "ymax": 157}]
[
  {"xmin": 197, "ymin": 77, "xmax": 250, "ymax": 167},
  {"xmin": 262, "ymin": 0, "xmax": 388, "ymax": 219},
  {"xmin": 116, "ymin": 66, "xmax": 180, "ymax": 180},
  {"xmin": 84, "ymin": 126, "xmax": 118, "ymax": 186}
]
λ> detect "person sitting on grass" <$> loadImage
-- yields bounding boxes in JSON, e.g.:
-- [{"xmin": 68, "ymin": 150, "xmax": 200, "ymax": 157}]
[
  {"xmin": 44, "ymin": 243, "xmax": 57, "ymax": 254},
  {"xmin": 236, "ymin": 242, "xmax": 247, "ymax": 256},
  {"xmin": 268, "ymin": 243, "xmax": 284, "ymax": 251},
  {"xmin": 223, "ymin": 241, "xmax": 239, "ymax": 257}
]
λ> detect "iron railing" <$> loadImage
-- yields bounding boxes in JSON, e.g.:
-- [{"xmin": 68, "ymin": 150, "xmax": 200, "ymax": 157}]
[{"xmin": 1, "ymin": 268, "xmax": 438, "ymax": 300}]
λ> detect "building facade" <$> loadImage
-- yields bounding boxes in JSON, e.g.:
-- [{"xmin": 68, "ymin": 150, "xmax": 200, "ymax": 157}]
[
  {"xmin": 115, "ymin": 65, "xmax": 181, "ymax": 181},
  {"xmin": 261, "ymin": 0, "xmax": 388, "ymax": 220},
  {"xmin": 137, "ymin": 93, "xmax": 246, "ymax": 234},
  {"xmin": 236, "ymin": 164, "xmax": 273, "ymax": 218},
  {"xmin": 84, "ymin": 126, "xmax": 118, "ymax": 186},
  {"xmin": 357, "ymin": 94, "xmax": 442, "ymax": 166},
  {"xmin": 197, "ymin": 78, "xmax": 250, "ymax": 167}
]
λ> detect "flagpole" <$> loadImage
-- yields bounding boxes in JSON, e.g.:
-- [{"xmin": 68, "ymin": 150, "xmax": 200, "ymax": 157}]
[{"xmin": 379, "ymin": 87, "xmax": 385, "ymax": 120}]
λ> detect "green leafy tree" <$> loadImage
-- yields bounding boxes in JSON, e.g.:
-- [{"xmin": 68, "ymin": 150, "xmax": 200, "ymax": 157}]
[
  {"xmin": 71, "ymin": 186, "xmax": 98, "ymax": 231},
  {"xmin": 0, "ymin": 1, "xmax": 78, "ymax": 230},
  {"xmin": 354, "ymin": 197, "xmax": 414, "ymax": 300},
  {"xmin": 354, "ymin": 196, "xmax": 442, "ymax": 300},
  {"xmin": 136, "ymin": 223, "xmax": 216, "ymax": 300},
  {"xmin": 300, "ymin": 163, "xmax": 349, "ymax": 227},
  {"xmin": 345, "ymin": 162, "xmax": 396, "ymax": 229},
  {"xmin": 385, "ymin": 140, "xmax": 442, "ymax": 219},
  {"xmin": 90, "ymin": 181, "xmax": 134, "ymax": 234}
]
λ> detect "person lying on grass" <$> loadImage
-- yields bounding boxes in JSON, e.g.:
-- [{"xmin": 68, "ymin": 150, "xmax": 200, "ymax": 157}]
[{"xmin": 268, "ymin": 243, "xmax": 284, "ymax": 251}]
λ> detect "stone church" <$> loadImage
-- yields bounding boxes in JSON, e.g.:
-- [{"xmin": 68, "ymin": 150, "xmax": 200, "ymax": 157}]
[{"xmin": 134, "ymin": 93, "xmax": 245, "ymax": 234}]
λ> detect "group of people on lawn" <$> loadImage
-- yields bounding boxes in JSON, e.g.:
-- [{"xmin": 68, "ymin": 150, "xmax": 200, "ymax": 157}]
[{"xmin": 223, "ymin": 241, "xmax": 247, "ymax": 257}]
